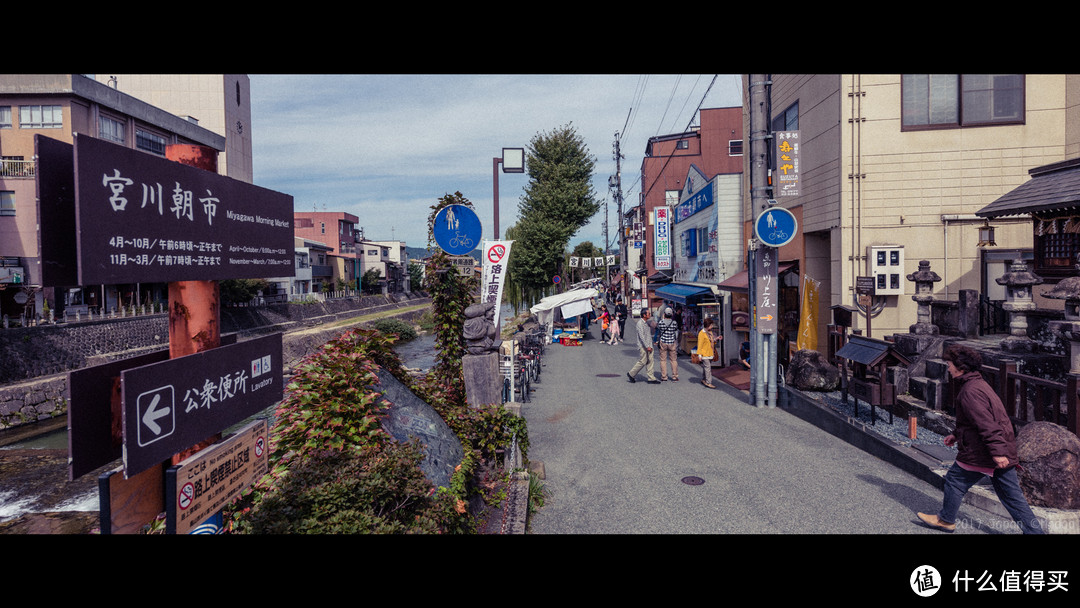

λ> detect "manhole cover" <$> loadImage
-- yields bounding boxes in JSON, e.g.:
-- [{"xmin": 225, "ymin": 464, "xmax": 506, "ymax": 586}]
[
  {"xmin": 681, "ymin": 476, "xmax": 705, "ymax": 486},
  {"xmin": 595, "ymin": 373, "xmax": 621, "ymax": 377}
]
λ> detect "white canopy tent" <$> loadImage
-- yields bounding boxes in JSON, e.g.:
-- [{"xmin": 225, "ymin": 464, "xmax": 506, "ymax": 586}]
[{"xmin": 529, "ymin": 287, "xmax": 599, "ymax": 336}]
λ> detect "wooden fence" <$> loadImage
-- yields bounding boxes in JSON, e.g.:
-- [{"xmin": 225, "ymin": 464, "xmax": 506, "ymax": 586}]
[{"xmin": 966, "ymin": 361, "xmax": 1080, "ymax": 437}]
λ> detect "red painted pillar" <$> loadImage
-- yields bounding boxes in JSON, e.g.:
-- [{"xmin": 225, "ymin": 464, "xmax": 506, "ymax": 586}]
[{"xmin": 165, "ymin": 144, "xmax": 222, "ymax": 463}]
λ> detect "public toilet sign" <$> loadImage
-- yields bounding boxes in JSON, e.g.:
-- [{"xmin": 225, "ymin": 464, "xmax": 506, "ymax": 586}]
[
  {"xmin": 73, "ymin": 135, "xmax": 295, "ymax": 285},
  {"xmin": 433, "ymin": 204, "xmax": 482, "ymax": 256},
  {"xmin": 121, "ymin": 333, "xmax": 283, "ymax": 477},
  {"xmin": 166, "ymin": 418, "xmax": 269, "ymax": 535}
]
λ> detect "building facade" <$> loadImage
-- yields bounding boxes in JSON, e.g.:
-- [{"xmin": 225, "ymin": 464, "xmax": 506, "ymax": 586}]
[
  {"xmin": 742, "ymin": 74, "xmax": 1080, "ymax": 350},
  {"xmin": 294, "ymin": 211, "xmax": 361, "ymax": 289},
  {"xmin": 635, "ymin": 107, "xmax": 744, "ymax": 303},
  {"xmin": 90, "ymin": 74, "xmax": 253, "ymax": 183}
]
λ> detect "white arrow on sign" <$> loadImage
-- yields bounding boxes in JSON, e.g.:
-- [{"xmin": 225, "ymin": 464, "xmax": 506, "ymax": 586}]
[{"xmin": 142, "ymin": 392, "xmax": 171, "ymax": 435}]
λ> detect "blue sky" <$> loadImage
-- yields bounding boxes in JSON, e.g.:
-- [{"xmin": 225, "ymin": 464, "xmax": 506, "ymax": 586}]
[{"xmin": 248, "ymin": 74, "xmax": 744, "ymax": 252}]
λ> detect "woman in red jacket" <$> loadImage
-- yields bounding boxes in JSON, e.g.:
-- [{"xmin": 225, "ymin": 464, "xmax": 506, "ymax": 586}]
[{"xmin": 917, "ymin": 345, "xmax": 1044, "ymax": 534}]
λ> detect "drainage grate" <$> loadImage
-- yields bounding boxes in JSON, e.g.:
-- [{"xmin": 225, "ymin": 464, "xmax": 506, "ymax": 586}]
[
  {"xmin": 595, "ymin": 373, "xmax": 621, "ymax": 377},
  {"xmin": 681, "ymin": 476, "xmax": 705, "ymax": 486}
]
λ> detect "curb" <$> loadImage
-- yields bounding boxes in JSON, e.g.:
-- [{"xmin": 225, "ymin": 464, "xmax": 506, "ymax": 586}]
[{"xmin": 781, "ymin": 385, "xmax": 1079, "ymax": 534}]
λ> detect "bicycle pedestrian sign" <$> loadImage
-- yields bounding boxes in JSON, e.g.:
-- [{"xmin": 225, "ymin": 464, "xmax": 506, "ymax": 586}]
[
  {"xmin": 433, "ymin": 204, "xmax": 482, "ymax": 256},
  {"xmin": 754, "ymin": 206, "xmax": 797, "ymax": 248}
]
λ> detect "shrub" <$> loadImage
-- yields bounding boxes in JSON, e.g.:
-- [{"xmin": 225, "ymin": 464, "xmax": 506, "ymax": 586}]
[
  {"xmin": 230, "ymin": 441, "xmax": 471, "ymax": 534},
  {"xmin": 370, "ymin": 318, "xmax": 418, "ymax": 342}
]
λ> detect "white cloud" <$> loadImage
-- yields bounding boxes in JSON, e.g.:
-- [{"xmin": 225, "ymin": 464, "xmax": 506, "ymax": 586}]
[{"xmin": 250, "ymin": 74, "xmax": 743, "ymax": 249}]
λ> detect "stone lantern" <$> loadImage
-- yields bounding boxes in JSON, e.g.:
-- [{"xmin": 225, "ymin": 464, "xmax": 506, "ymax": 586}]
[
  {"xmin": 907, "ymin": 260, "xmax": 941, "ymax": 335},
  {"xmin": 1044, "ymin": 257, "xmax": 1080, "ymax": 373},
  {"xmin": 996, "ymin": 259, "xmax": 1043, "ymax": 352}
]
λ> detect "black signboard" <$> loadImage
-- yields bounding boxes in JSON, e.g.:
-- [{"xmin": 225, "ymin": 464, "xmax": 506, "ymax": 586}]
[
  {"xmin": 856, "ymin": 276, "xmax": 876, "ymax": 295},
  {"xmin": 73, "ymin": 134, "xmax": 295, "ymax": 285},
  {"xmin": 120, "ymin": 333, "xmax": 283, "ymax": 477},
  {"xmin": 67, "ymin": 334, "xmax": 237, "ymax": 480},
  {"xmin": 35, "ymin": 136, "xmax": 78, "ymax": 287},
  {"xmin": 68, "ymin": 349, "xmax": 170, "ymax": 480}
]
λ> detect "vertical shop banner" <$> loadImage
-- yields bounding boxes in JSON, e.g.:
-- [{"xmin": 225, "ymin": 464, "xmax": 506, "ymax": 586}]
[
  {"xmin": 754, "ymin": 247, "xmax": 778, "ymax": 335},
  {"xmin": 654, "ymin": 206, "xmax": 672, "ymax": 270},
  {"xmin": 797, "ymin": 274, "xmax": 820, "ymax": 351},
  {"xmin": 481, "ymin": 240, "xmax": 513, "ymax": 328},
  {"xmin": 774, "ymin": 130, "xmax": 800, "ymax": 197}
]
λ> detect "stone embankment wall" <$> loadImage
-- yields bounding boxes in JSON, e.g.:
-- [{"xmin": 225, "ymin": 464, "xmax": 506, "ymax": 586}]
[{"xmin": 0, "ymin": 293, "xmax": 430, "ymax": 430}]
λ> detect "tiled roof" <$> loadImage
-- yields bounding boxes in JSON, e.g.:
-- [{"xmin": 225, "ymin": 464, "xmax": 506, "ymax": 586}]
[{"xmin": 977, "ymin": 157, "xmax": 1080, "ymax": 219}]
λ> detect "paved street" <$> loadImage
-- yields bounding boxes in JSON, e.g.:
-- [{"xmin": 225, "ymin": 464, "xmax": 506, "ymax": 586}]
[{"xmin": 522, "ymin": 324, "xmax": 1021, "ymax": 535}]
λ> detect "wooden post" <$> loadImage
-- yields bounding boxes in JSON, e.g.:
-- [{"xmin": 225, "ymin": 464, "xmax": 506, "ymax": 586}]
[{"xmin": 164, "ymin": 146, "xmax": 223, "ymax": 464}]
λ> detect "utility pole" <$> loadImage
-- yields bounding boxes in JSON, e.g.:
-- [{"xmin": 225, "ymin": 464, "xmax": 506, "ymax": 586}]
[
  {"xmin": 748, "ymin": 74, "xmax": 778, "ymax": 407},
  {"xmin": 612, "ymin": 133, "xmax": 625, "ymax": 299}
]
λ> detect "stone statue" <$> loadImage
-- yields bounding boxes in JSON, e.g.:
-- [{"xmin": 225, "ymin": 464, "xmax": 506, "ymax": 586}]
[{"xmin": 463, "ymin": 302, "xmax": 502, "ymax": 355}]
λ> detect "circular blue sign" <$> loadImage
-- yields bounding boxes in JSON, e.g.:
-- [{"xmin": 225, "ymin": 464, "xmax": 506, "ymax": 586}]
[
  {"xmin": 754, "ymin": 207, "xmax": 798, "ymax": 248},
  {"xmin": 433, "ymin": 204, "xmax": 482, "ymax": 255}
]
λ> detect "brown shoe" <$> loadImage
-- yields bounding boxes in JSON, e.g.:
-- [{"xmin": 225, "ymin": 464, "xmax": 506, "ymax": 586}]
[
  {"xmin": 917, "ymin": 512, "xmax": 956, "ymax": 532},
  {"xmin": 701, "ymin": 380, "xmax": 716, "ymax": 389}
]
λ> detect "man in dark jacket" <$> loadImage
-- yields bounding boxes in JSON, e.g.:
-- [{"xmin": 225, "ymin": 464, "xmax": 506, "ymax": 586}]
[{"xmin": 917, "ymin": 345, "xmax": 1044, "ymax": 534}]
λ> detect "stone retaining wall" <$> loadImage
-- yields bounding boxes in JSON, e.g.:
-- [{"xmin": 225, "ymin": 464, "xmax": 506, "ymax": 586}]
[{"xmin": 0, "ymin": 293, "xmax": 431, "ymax": 430}]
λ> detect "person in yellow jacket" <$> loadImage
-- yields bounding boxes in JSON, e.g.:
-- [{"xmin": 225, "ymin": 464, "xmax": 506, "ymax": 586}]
[{"xmin": 697, "ymin": 318, "xmax": 720, "ymax": 389}]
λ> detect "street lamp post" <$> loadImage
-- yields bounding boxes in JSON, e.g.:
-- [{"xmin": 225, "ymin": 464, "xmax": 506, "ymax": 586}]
[{"xmin": 493, "ymin": 147, "xmax": 524, "ymax": 240}]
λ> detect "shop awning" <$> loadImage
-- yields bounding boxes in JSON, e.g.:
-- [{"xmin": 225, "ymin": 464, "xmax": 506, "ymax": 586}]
[
  {"xmin": 716, "ymin": 263, "xmax": 796, "ymax": 293},
  {"xmin": 654, "ymin": 283, "xmax": 713, "ymax": 305}
]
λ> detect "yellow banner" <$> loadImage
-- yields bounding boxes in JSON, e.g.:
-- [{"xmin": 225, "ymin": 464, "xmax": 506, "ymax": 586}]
[{"xmin": 797, "ymin": 274, "xmax": 820, "ymax": 351}]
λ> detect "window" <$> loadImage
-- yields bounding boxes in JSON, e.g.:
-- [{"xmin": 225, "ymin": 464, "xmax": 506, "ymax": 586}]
[
  {"xmin": 902, "ymin": 74, "xmax": 1024, "ymax": 130},
  {"xmin": 135, "ymin": 129, "xmax": 166, "ymax": 155},
  {"xmin": 19, "ymin": 105, "xmax": 62, "ymax": 129},
  {"xmin": 1035, "ymin": 231, "xmax": 1080, "ymax": 278},
  {"xmin": 772, "ymin": 102, "xmax": 798, "ymax": 132},
  {"xmin": 99, "ymin": 115, "xmax": 125, "ymax": 144},
  {"xmin": 728, "ymin": 139, "xmax": 743, "ymax": 156},
  {"xmin": 0, "ymin": 106, "xmax": 11, "ymax": 129},
  {"xmin": 676, "ymin": 139, "xmax": 689, "ymax": 150},
  {"xmin": 1, "ymin": 191, "xmax": 14, "ymax": 216},
  {"xmin": 697, "ymin": 226, "xmax": 709, "ymax": 253}
]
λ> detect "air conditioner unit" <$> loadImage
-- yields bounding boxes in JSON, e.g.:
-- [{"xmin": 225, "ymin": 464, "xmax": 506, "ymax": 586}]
[{"xmin": 868, "ymin": 245, "xmax": 904, "ymax": 296}]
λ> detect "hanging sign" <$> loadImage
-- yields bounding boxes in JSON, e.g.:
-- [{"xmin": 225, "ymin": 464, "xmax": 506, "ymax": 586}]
[
  {"xmin": 775, "ymin": 130, "xmax": 800, "ymax": 197},
  {"xmin": 754, "ymin": 247, "xmax": 778, "ymax": 335},
  {"xmin": 481, "ymin": 240, "xmax": 513, "ymax": 328},
  {"xmin": 654, "ymin": 206, "xmax": 672, "ymax": 270}
]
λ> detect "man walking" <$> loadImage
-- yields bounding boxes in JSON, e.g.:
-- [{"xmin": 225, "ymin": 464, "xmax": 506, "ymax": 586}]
[
  {"xmin": 627, "ymin": 308, "xmax": 660, "ymax": 384},
  {"xmin": 917, "ymin": 345, "xmax": 1044, "ymax": 534},
  {"xmin": 657, "ymin": 307, "xmax": 680, "ymax": 381}
]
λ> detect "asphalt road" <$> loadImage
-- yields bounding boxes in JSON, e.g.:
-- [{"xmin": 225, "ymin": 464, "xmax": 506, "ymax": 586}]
[{"xmin": 522, "ymin": 325, "xmax": 1022, "ymax": 535}]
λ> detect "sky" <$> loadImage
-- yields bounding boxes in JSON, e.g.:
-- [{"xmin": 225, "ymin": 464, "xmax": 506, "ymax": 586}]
[{"xmin": 248, "ymin": 74, "xmax": 745, "ymax": 253}]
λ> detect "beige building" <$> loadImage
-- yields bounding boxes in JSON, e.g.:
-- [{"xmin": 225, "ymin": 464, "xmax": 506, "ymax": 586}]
[
  {"xmin": 742, "ymin": 74, "xmax": 1080, "ymax": 347},
  {"xmin": 91, "ymin": 74, "xmax": 253, "ymax": 183}
]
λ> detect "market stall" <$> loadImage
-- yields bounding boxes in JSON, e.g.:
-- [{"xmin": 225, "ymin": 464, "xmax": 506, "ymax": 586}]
[{"xmin": 529, "ymin": 287, "xmax": 599, "ymax": 345}]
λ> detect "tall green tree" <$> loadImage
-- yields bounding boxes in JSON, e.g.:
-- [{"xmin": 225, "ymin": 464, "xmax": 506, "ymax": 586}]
[{"xmin": 509, "ymin": 124, "xmax": 598, "ymax": 304}]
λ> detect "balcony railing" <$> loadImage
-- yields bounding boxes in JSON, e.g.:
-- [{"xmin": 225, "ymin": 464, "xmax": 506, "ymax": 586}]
[{"xmin": 0, "ymin": 159, "xmax": 35, "ymax": 179}]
